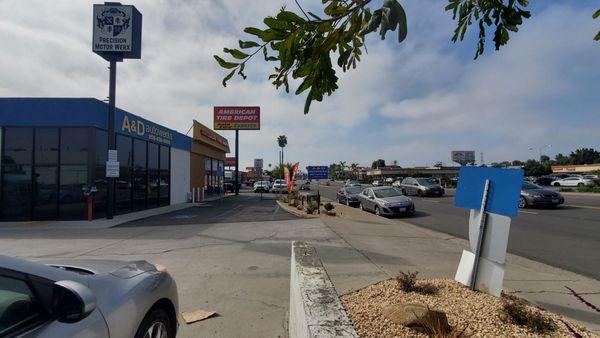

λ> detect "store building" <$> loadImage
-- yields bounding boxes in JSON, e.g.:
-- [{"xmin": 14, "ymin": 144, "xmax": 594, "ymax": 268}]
[{"xmin": 0, "ymin": 98, "xmax": 228, "ymax": 221}]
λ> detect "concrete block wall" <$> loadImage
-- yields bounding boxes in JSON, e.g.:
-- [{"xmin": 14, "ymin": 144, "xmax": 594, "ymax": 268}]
[{"xmin": 289, "ymin": 241, "xmax": 358, "ymax": 338}]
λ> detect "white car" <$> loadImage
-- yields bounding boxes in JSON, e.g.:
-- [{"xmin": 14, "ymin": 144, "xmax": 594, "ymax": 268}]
[
  {"xmin": 372, "ymin": 180, "xmax": 383, "ymax": 186},
  {"xmin": 253, "ymin": 181, "xmax": 270, "ymax": 193},
  {"xmin": 385, "ymin": 177, "xmax": 394, "ymax": 184},
  {"xmin": 271, "ymin": 179, "xmax": 288, "ymax": 193},
  {"xmin": 551, "ymin": 177, "xmax": 595, "ymax": 187},
  {"xmin": 391, "ymin": 180, "xmax": 402, "ymax": 187}
]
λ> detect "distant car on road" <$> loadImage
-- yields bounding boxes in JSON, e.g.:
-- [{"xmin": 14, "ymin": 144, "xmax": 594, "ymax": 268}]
[
  {"xmin": 391, "ymin": 180, "xmax": 402, "ymax": 188},
  {"xmin": 372, "ymin": 180, "xmax": 383, "ymax": 186},
  {"xmin": 400, "ymin": 177, "xmax": 445, "ymax": 197},
  {"xmin": 344, "ymin": 181, "xmax": 361, "ymax": 187},
  {"xmin": 0, "ymin": 255, "xmax": 178, "ymax": 338},
  {"xmin": 271, "ymin": 179, "xmax": 288, "ymax": 193},
  {"xmin": 253, "ymin": 181, "xmax": 270, "ymax": 193},
  {"xmin": 519, "ymin": 181, "xmax": 564, "ymax": 208},
  {"xmin": 551, "ymin": 176, "xmax": 594, "ymax": 187},
  {"xmin": 358, "ymin": 187, "xmax": 414, "ymax": 217},
  {"xmin": 384, "ymin": 177, "xmax": 394, "ymax": 185},
  {"xmin": 298, "ymin": 181, "xmax": 311, "ymax": 190},
  {"xmin": 336, "ymin": 186, "xmax": 363, "ymax": 206}
]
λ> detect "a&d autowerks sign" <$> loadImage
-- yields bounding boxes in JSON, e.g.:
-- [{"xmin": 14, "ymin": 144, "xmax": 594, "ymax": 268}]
[
  {"xmin": 93, "ymin": 3, "xmax": 142, "ymax": 60},
  {"xmin": 214, "ymin": 106, "xmax": 260, "ymax": 130}
]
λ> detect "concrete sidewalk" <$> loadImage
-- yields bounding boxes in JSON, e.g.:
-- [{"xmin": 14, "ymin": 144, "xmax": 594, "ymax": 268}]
[{"xmin": 318, "ymin": 202, "xmax": 600, "ymax": 333}]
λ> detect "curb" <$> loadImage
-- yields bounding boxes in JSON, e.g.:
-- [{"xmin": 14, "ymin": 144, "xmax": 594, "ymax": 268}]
[{"xmin": 276, "ymin": 200, "xmax": 318, "ymax": 219}]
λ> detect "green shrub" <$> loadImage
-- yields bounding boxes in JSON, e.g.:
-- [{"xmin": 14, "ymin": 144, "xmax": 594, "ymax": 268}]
[
  {"xmin": 324, "ymin": 202, "xmax": 334, "ymax": 211},
  {"xmin": 282, "ymin": 196, "xmax": 289, "ymax": 203},
  {"xmin": 577, "ymin": 186, "xmax": 592, "ymax": 193},
  {"xmin": 396, "ymin": 270, "xmax": 418, "ymax": 292},
  {"xmin": 593, "ymin": 186, "xmax": 600, "ymax": 193},
  {"xmin": 559, "ymin": 187, "xmax": 574, "ymax": 192},
  {"xmin": 502, "ymin": 300, "xmax": 557, "ymax": 334},
  {"xmin": 305, "ymin": 201, "xmax": 318, "ymax": 214}
]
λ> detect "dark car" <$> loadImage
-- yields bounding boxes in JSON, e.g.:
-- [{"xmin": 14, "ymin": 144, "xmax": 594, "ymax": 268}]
[
  {"xmin": 336, "ymin": 186, "xmax": 363, "ymax": 206},
  {"xmin": 519, "ymin": 181, "xmax": 564, "ymax": 208},
  {"xmin": 400, "ymin": 177, "xmax": 445, "ymax": 197}
]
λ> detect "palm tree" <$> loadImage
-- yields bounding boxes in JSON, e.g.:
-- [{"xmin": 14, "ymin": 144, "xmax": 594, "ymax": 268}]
[{"xmin": 277, "ymin": 135, "xmax": 287, "ymax": 178}]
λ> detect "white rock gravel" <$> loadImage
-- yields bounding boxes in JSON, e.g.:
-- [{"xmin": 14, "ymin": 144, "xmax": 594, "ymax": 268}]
[{"xmin": 340, "ymin": 278, "xmax": 597, "ymax": 338}]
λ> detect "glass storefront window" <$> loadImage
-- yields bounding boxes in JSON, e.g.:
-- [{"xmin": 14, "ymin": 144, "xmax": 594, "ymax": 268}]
[
  {"xmin": 133, "ymin": 139, "xmax": 147, "ymax": 210},
  {"xmin": 59, "ymin": 165, "xmax": 87, "ymax": 219},
  {"xmin": 159, "ymin": 145, "xmax": 170, "ymax": 206},
  {"xmin": 148, "ymin": 142, "xmax": 159, "ymax": 207},
  {"xmin": 33, "ymin": 166, "xmax": 58, "ymax": 220},
  {"xmin": 93, "ymin": 129, "xmax": 108, "ymax": 218},
  {"xmin": 60, "ymin": 128, "xmax": 88, "ymax": 164},
  {"xmin": 1, "ymin": 128, "xmax": 33, "ymax": 220},
  {"xmin": 116, "ymin": 135, "xmax": 132, "ymax": 214},
  {"xmin": 34, "ymin": 128, "xmax": 58, "ymax": 165}
]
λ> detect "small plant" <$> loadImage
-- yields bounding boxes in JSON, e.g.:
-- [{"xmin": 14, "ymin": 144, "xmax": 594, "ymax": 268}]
[
  {"xmin": 559, "ymin": 187, "xmax": 574, "ymax": 192},
  {"xmin": 305, "ymin": 201, "xmax": 318, "ymax": 214},
  {"xmin": 282, "ymin": 196, "xmax": 289, "ymax": 203},
  {"xmin": 395, "ymin": 270, "xmax": 438, "ymax": 295},
  {"xmin": 502, "ymin": 300, "xmax": 557, "ymax": 334},
  {"xmin": 324, "ymin": 202, "xmax": 334, "ymax": 212},
  {"xmin": 396, "ymin": 270, "xmax": 418, "ymax": 292},
  {"xmin": 576, "ymin": 186, "xmax": 592, "ymax": 193}
]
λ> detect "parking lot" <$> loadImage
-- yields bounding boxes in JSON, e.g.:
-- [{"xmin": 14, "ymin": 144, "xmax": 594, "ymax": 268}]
[{"xmin": 315, "ymin": 181, "xmax": 600, "ymax": 280}]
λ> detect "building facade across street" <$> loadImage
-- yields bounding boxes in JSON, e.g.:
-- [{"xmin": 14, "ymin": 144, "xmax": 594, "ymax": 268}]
[{"xmin": 0, "ymin": 98, "xmax": 229, "ymax": 221}]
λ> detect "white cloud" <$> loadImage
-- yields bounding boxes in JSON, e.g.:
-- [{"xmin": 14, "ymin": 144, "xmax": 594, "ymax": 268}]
[{"xmin": 0, "ymin": 0, "xmax": 598, "ymax": 169}]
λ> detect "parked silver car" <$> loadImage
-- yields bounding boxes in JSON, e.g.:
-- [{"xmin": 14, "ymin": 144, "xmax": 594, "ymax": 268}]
[
  {"xmin": 358, "ymin": 187, "xmax": 414, "ymax": 216},
  {"xmin": 0, "ymin": 255, "xmax": 178, "ymax": 338},
  {"xmin": 400, "ymin": 177, "xmax": 445, "ymax": 197}
]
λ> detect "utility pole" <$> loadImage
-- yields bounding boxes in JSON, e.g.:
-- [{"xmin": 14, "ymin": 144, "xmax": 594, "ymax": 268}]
[
  {"xmin": 235, "ymin": 129, "xmax": 239, "ymax": 195},
  {"xmin": 106, "ymin": 57, "xmax": 120, "ymax": 219}
]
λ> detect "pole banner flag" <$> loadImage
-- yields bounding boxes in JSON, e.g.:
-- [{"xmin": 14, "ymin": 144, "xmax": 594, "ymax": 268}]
[
  {"xmin": 284, "ymin": 166, "xmax": 291, "ymax": 191},
  {"xmin": 289, "ymin": 162, "xmax": 300, "ymax": 193}
]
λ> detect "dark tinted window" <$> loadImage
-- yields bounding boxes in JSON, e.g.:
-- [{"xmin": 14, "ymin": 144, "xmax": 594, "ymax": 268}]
[
  {"xmin": 59, "ymin": 165, "xmax": 87, "ymax": 219},
  {"xmin": 133, "ymin": 139, "xmax": 147, "ymax": 210},
  {"xmin": 0, "ymin": 276, "xmax": 45, "ymax": 336},
  {"xmin": 33, "ymin": 166, "xmax": 58, "ymax": 220},
  {"xmin": 95, "ymin": 129, "xmax": 108, "ymax": 165},
  {"xmin": 34, "ymin": 128, "xmax": 59, "ymax": 165},
  {"xmin": 1, "ymin": 165, "xmax": 32, "ymax": 220},
  {"xmin": 60, "ymin": 128, "xmax": 88, "ymax": 164},
  {"xmin": 148, "ymin": 143, "xmax": 159, "ymax": 169},
  {"xmin": 116, "ymin": 135, "xmax": 132, "ymax": 167},
  {"xmin": 116, "ymin": 135, "xmax": 132, "ymax": 214},
  {"xmin": 3, "ymin": 128, "xmax": 33, "ymax": 165},
  {"xmin": 160, "ymin": 145, "xmax": 169, "ymax": 170}
]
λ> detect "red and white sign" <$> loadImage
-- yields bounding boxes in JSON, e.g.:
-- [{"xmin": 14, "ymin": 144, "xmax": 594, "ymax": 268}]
[
  {"xmin": 214, "ymin": 106, "xmax": 260, "ymax": 130},
  {"xmin": 225, "ymin": 157, "xmax": 236, "ymax": 166}
]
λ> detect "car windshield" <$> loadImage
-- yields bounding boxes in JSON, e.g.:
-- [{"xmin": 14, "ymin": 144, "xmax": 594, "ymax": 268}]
[
  {"xmin": 373, "ymin": 188, "xmax": 402, "ymax": 198},
  {"xmin": 416, "ymin": 178, "xmax": 437, "ymax": 185},
  {"xmin": 522, "ymin": 182, "xmax": 542, "ymax": 190},
  {"xmin": 346, "ymin": 187, "xmax": 362, "ymax": 194}
]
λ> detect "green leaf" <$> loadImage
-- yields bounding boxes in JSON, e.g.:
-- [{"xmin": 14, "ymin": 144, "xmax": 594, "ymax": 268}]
[
  {"xmin": 244, "ymin": 27, "xmax": 265, "ymax": 39},
  {"xmin": 593, "ymin": 9, "xmax": 600, "ymax": 19},
  {"xmin": 213, "ymin": 55, "xmax": 238, "ymax": 69},
  {"xmin": 239, "ymin": 40, "xmax": 260, "ymax": 49},
  {"xmin": 303, "ymin": 88, "xmax": 314, "ymax": 115},
  {"xmin": 223, "ymin": 48, "xmax": 249, "ymax": 60},
  {"xmin": 295, "ymin": 77, "xmax": 313, "ymax": 95},
  {"xmin": 277, "ymin": 10, "xmax": 305, "ymax": 23},
  {"xmin": 264, "ymin": 17, "xmax": 292, "ymax": 30},
  {"xmin": 222, "ymin": 69, "xmax": 235, "ymax": 87},
  {"xmin": 595, "ymin": 31, "xmax": 600, "ymax": 41},
  {"xmin": 395, "ymin": 2, "xmax": 408, "ymax": 42}
]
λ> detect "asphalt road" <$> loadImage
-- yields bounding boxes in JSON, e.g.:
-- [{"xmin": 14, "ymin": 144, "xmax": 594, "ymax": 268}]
[{"xmin": 313, "ymin": 181, "xmax": 600, "ymax": 280}]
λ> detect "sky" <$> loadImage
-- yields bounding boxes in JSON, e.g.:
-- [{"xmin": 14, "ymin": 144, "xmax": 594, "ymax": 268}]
[{"xmin": 1, "ymin": 0, "xmax": 599, "ymax": 170}]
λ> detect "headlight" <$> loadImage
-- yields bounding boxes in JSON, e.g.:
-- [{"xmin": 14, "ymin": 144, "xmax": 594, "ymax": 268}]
[{"xmin": 383, "ymin": 202, "xmax": 392, "ymax": 207}]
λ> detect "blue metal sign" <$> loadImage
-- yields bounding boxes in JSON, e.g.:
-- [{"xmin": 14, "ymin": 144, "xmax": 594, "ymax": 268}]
[
  {"xmin": 454, "ymin": 166, "xmax": 524, "ymax": 217},
  {"xmin": 307, "ymin": 166, "xmax": 328, "ymax": 180}
]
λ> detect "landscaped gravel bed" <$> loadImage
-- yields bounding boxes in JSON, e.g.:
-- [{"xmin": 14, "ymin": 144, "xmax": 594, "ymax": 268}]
[{"xmin": 341, "ymin": 278, "xmax": 596, "ymax": 337}]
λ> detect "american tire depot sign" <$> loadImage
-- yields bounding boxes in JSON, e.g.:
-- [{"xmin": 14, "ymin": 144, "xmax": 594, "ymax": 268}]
[
  {"xmin": 214, "ymin": 106, "xmax": 260, "ymax": 130},
  {"xmin": 92, "ymin": 4, "xmax": 142, "ymax": 59}
]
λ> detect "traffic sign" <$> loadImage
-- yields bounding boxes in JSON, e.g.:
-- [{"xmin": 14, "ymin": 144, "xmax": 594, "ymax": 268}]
[{"xmin": 307, "ymin": 166, "xmax": 328, "ymax": 180}]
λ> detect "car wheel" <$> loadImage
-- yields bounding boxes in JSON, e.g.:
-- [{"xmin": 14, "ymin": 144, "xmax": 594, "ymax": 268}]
[
  {"xmin": 518, "ymin": 196, "xmax": 527, "ymax": 209},
  {"xmin": 359, "ymin": 203, "xmax": 364, "ymax": 211},
  {"xmin": 135, "ymin": 308, "xmax": 173, "ymax": 338},
  {"xmin": 553, "ymin": 182, "xmax": 560, "ymax": 187},
  {"xmin": 577, "ymin": 183, "xmax": 584, "ymax": 187},
  {"xmin": 417, "ymin": 190, "xmax": 423, "ymax": 197},
  {"xmin": 375, "ymin": 206, "xmax": 381, "ymax": 216}
]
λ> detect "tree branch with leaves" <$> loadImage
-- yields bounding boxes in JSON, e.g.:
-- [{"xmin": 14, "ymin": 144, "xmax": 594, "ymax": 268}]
[{"xmin": 214, "ymin": 0, "xmax": 599, "ymax": 114}]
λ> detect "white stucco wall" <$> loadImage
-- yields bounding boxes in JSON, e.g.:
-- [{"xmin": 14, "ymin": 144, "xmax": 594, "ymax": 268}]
[{"xmin": 170, "ymin": 147, "xmax": 190, "ymax": 204}]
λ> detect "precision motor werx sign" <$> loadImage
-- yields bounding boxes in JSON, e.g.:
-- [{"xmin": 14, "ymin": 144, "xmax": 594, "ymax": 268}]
[{"xmin": 214, "ymin": 106, "xmax": 260, "ymax": 130}]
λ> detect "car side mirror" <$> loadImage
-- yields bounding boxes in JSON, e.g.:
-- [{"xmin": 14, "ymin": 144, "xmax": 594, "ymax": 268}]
[{"xmin": 52, "ymin": 280, "xmax": 97, "ymax": 323}]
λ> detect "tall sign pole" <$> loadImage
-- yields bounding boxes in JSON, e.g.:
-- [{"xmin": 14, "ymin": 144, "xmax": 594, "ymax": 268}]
[
  {"xmin": 106, "ymin": 58, "xmax": 118, "ymax": 219},
  {"xmin": 235, "ymin": 129, "xmax": 239, "ymax": 195},
  {"xmin": 93, "ymin": 3, "xmax": 142, "ymax": 219}
]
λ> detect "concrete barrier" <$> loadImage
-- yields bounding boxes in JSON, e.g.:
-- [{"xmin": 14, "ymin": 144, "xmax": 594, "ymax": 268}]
[{"xmin": 289, "ymin": 241, "xmax": 358, "ymax": 337}]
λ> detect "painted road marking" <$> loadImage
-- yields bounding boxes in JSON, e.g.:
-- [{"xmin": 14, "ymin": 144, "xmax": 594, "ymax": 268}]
[
  {"xmin": 416, "ymin": 199, "xmax": 440, "ymax": 203},
  {"xmin": 519, "ymin": 210, "xmax": 538, "ymax": 215}
]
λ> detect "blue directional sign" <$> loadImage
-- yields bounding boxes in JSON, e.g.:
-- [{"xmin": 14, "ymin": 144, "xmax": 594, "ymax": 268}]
[
  {"xmin": 307, "ymin": 166, "xmax": 328, "ymax": 180},
  {"xmin": 454, "ymin": 166, "xmax": 524, "ymax": 217}
]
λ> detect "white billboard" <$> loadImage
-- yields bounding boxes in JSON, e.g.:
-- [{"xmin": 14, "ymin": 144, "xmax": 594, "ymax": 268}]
[
  {"xmin": 93, "ymin": 5, "xmax": 134, "ymax": 53},
  {"xmin": 451, "ymin": 150, "xmax": 476, "ymax": 165}
]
